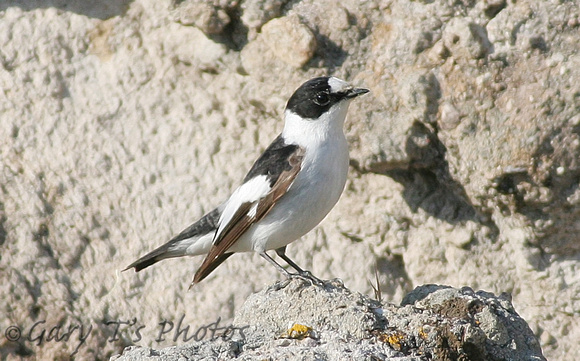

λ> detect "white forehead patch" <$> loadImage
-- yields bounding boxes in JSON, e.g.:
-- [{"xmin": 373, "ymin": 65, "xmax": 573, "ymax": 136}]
[{"xmin": 328, "ymin": 77, "xmax": 351, "ymax": 93}]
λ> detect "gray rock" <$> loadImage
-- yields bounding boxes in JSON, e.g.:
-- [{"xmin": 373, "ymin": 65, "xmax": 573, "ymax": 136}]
[{"xmin": 111, "ymin": 280, "xmax": 545, "ymax": 360}]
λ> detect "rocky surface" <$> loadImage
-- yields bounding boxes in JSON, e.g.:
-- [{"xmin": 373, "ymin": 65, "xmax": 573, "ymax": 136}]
[
  {"xmin": 0, "ymin": 0, "xmax": 578, "ymax": 360},
  {"xmin": 111, "ymin": 280, "xmax": 545, "ymax": 360}
]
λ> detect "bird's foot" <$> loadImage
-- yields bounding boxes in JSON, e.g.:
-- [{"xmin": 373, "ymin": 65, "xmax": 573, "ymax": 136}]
[{"xmin": 287, "ymin": 270, "xmax": 326, "ymax": 287}]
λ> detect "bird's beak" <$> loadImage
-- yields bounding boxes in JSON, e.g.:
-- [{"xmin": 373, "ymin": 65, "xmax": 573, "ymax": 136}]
[{"xmin": 345, "ymin": 87, "xmax": 370, "ymax": 99}]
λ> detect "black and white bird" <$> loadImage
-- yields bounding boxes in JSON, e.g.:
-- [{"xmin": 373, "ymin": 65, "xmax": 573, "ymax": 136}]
[{"xmin": 125, "ymin": 76, "xmax": 369, "ymax": 287}]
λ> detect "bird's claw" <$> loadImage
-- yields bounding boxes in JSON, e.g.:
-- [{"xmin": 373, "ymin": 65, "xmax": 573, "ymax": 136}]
[{"xmin": 287, "ymin": 270, "xmax": 325, "ymax": 286}]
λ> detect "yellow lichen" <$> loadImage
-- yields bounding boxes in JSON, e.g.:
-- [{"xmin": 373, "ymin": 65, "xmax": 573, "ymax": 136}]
[
  {"xmin": 378, "ymin": 331, "xmax": 406, "ymax": 350},
  {"xmin": 280, "ymin": 323, "xmax": 314, "ymax": 339}
]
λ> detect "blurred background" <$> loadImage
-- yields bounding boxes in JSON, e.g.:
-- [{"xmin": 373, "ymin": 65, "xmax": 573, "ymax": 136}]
[{"xmin": 0, "ymin": 0, "xmax": 578, "ymax": 359}]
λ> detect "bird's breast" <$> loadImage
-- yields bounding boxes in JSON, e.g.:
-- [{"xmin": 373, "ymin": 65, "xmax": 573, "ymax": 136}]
[{"xmin": 244, "ymin": 135, "xmax": 349, "ymax": 251}]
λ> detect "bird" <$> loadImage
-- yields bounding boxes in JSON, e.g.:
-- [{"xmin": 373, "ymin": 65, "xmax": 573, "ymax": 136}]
[{"xmin": 124, "ymin": 76, "xmax": 369, "ymax": 288}]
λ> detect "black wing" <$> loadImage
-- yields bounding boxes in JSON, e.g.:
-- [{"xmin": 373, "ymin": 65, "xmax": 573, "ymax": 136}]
[
  {"xmin": 243, "ymin": 134, "xmax": 300, "ymax": 186},
  {"xmin": 192, "ymin": 136, "xmax": 305, "ymax": 284}
]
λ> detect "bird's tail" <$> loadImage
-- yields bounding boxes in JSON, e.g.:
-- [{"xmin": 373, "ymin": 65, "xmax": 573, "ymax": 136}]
[
  {"xmin": 123, "ymin": 242, "xmax": 184, "ymax": 272},
  {"xmin": 124, "ymin": 207, "xmax": 221, "ymax": 273}
]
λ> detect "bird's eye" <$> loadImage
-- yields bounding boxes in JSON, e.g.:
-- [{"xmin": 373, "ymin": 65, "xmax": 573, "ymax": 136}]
[{"xmin": 313, "ymin": 93, "xmax": 330, "ymax": 106}]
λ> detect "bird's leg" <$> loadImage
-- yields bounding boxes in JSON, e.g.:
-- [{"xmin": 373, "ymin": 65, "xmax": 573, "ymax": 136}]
[
  {"xmin": 275, "ymin": 246, "xmax": 325, "ymax": 285},
  {"xmin": 275, "ymin": 246, "xmax": 305, "ymax": 273},
  {"xmin": 259, "ymin": 251, "xmax": 323, "ymax": 286},
  {"xmin": 259, "ymin": 251, "xmax": 293, "ymax": 278}
]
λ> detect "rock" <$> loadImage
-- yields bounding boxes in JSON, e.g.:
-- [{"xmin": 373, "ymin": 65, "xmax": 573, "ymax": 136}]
[
  {"xmin": 240, "ymin": 15, "xmax": 317, "ymax": 77},
  {"xmin": 111, "ymin": 280, "xmax": 545, "ymax": 360},
  {"xmin": 163, "ymin": 23, "xmax": 228, "ymax": 67},
  {"xmin": 240, "ymin": 0, "xmax": 287, "ymax": 38},
  {"xmin": 260, "ymin": 15, "xmax": 317, "ymax": 68},
  {"xmin": 442, "ymin": 17, "xmax": 492, "ymax": 60},
  {"xmin": 172, "ymin": 1, "xmax": 230, "ymax": 35}
]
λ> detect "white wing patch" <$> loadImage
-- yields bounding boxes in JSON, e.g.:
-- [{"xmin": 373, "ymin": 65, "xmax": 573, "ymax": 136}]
[
  {"xmin": 215, "ymin": 175, "xmax": 272, "ymax": 243},
  {"xmin": 248, "ymin": 203, "xmax": 259, "ymax": 218}
]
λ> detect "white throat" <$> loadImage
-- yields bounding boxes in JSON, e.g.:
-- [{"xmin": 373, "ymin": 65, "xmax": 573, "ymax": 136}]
[{"xmin": 282, "ymin": 100, "xmax": 352, "ymax": 148}]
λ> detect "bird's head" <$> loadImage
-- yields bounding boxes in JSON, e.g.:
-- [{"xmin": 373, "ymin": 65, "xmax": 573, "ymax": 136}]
[{"xmin": 285, "ymin": 76, "xmax": 369, "ymax": 120}]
